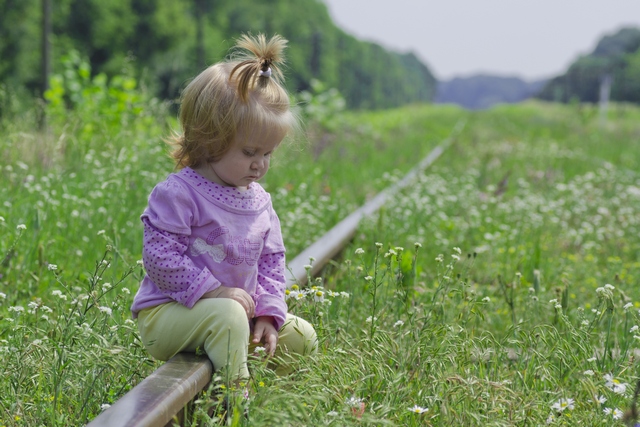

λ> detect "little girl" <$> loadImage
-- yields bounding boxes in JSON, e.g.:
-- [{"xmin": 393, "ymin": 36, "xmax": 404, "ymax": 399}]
[{"xmin": 130, "ymin": 34, "xmax": 317, "ymax": 382}]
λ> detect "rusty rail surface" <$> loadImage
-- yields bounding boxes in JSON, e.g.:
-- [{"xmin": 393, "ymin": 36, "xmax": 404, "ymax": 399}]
[{"xmin": 86, "ymin": 121, "xmax": 463, "ymax": 426}]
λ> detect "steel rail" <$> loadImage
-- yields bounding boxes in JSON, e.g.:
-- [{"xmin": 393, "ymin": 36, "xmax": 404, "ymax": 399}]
[
  {"xmin": 86, "ymin": 120, "xmax": 464, "ymax": 426},
  {"xmin": 286, "ymin": 119, "xmax": 465, "ymax": 285}
]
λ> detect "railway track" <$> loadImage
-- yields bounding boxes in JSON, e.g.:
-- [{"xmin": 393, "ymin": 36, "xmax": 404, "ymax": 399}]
[{"xmin": 86, "ymin": 121, "xmax": 464, "ymax": 426}]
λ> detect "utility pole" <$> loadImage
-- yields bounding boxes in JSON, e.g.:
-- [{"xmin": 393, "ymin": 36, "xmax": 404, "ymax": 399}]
[{"xmin": 599, "ymin": 73, "xmax": 612, "ymax": 127}]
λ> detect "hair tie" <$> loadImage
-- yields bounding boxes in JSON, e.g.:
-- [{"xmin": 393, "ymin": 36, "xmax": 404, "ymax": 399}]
[{"xmin": 259, "ymin": 67, "xmax": 272, "ymax": 78}]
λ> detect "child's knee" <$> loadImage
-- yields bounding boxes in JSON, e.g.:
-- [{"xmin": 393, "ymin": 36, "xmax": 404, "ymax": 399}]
[
  {"xmin": 280, "ymin": 316, "xmax": 317, "ymax": 355},
  {"xmin": 215, "ymin": 299, "xmax": 251, "ymax": 336}
]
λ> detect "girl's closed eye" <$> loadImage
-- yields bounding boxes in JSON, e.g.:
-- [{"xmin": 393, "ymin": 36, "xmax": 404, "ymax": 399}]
[{"xmin": 243, "ymin": 149, "xmax": 256, "ymax": 157}]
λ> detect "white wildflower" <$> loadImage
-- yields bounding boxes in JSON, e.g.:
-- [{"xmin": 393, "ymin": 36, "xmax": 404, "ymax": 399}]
[
  {"xmin": 47, "ymin": 264, "xmax": 58, "ymax": 271},
  {"xmin": 16, "ymin": 224, "xmax": 26, "ymax": 230},
  {"xmin": 551, "ymin": 397, "xmax": 574, "ymax": 412},
  {"xmin": 313, "ymin": 290, "xmax": 325, "ymax": 303},
  {"xmin": 98, "ymin": 306, "xmax": 112, "ymax": 316},
  {"xmin": 345, "ymin": 396, "xmax": 363, "ymax": 407},
  {"xmin": 51, "ymin": 290, "xmax": 67, "ymax": 300},
  {"xmin": 453, "ymin": 247, "xmax": 461, "ymax": 254},
  {"xmin": 596, "ymin": 395, "xmax": 606, "ymax": 405},
  {"xmin": 624, "ymin": 302, "xmax": 633, "ymax": 311},
  {"xmin": 630, "ymin": 325, "xmax": 639, "ymax": 333},
  {"xmin": 604, "ymin": 284, "xmax": 615, "ymax": 290},
  {"xmin": 604, "ymin": 373, "xmax": 627, "ymax": 394},
  {"xmin": 583, "ymin": 370, "xmax": 594, "ymax": 376},
  {"xmin": 393, "ymin": 320, "xmax": 404, "ymax": 328},
  {"xmin": 408, "ymin": 405, "xmax": 428, "ymax": 414},
  {"xmin": 291, "ymin": 290, "xmax": 305, "ymax": 300},
  {"xmin": 355, "ymin": 248, "xmax": 365, "ymax": 255},
  {"xmin": 482, "ymin": 297, "xmax": 490, "ymax": 303}
]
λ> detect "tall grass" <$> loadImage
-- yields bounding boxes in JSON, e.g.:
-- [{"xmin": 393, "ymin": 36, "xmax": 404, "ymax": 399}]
[
  {"xmin": 229, "ymin": 101, "xmax": 640, "ymax": 426},
  {"xmin": 1, "ymin": 62, "xmax": 640, "ymax": 426}
]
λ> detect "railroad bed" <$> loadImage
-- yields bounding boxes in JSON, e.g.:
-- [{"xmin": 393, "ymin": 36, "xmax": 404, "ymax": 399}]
[{"xmin": 87, "ymin": 122, "xmax": 464, "ymax": 426}]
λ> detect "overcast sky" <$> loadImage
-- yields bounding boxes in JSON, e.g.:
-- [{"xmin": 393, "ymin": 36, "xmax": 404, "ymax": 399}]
[{"xmin": 322, "ymin": 0, "xmax": 640, "ymax": 81}]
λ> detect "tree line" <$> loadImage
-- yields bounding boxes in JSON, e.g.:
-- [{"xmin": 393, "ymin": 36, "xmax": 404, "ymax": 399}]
[
  {"xmin": 0, "ymin": 0, "xmax": 436, "ymax": 112},
  {"xmin": 537, "ymin": 27, "xmax": 640, "ymax": 104}
]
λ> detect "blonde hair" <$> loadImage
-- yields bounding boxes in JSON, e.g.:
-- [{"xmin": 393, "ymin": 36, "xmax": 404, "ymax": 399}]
[{"xmin": 170, "ymin": 34, "xmax": 297, "ymax": 168}]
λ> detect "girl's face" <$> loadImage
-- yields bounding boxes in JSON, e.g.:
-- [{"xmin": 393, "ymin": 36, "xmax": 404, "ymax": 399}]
[{"xmin": 208, "ymin": 125, "xmax": 286, "ymax": 189}]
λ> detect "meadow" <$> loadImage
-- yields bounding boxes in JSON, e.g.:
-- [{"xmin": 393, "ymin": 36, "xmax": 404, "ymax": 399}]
[{"xmin": 1, "ymin": 65, "xmax": 640, "ymax": 426}]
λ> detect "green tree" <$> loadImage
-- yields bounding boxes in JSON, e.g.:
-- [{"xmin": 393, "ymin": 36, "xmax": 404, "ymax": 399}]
[
  {"xmin": 613, "ymin": 50, "xmax": 640, "ymax": 103},
  {"xmin": 538, "ymin": 26, "xmax": 640, "ymax": 104},
  {"xmin": 0, "ymin": 0, "xmax": 437, "ymax": 114}
]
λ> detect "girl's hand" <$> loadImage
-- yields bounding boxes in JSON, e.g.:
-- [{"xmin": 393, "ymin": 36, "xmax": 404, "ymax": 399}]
[
  {"xmin": 202, "ymin": 287, "xmax": 255, "ymax": 320},
  {"xmin": 253, "ymin": 316, "xmax": 278, "ymax": 356}
]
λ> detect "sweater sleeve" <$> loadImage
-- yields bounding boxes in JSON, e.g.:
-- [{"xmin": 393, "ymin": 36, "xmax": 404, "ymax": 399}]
[
  {"xmin": 142, "ymin": 217, "xmax": 219, "ymax": 308},
  {"xmin": 254, "ymin": 252, "xmax": 287, "ymax": 330}
]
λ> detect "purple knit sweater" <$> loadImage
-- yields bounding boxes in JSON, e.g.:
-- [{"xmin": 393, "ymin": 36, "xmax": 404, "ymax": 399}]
[{"xmin": 130, "ymin": 167, "xmax": 288, "ymax": 329}]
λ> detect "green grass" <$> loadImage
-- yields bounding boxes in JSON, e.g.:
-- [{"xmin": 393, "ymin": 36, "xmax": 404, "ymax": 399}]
[{"xmin": 1, "ymin": 97, "xmax": 640, "ymax": 426}]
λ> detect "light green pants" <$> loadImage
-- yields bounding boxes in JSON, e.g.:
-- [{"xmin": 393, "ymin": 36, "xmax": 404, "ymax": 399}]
[{"xmin": 137, "ymin": 298, "xmax": 317, "ymax": 379}]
